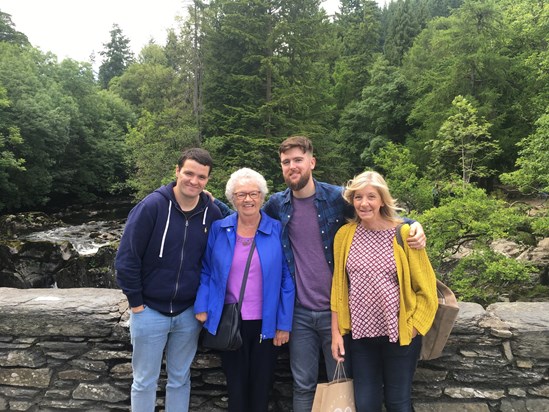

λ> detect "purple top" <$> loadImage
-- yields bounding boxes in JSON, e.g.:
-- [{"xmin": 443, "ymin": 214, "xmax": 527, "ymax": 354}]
[
  {"xmin": 288, "ymin": 195, "xmax": 332, "ymax": 310},
  {"xmin": 224, "ymin": 234, "xmax": 263, "ymax": 320}
]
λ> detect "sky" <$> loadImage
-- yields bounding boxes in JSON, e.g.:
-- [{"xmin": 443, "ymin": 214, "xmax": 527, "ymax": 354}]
[{"xmin": 0, "ymin": 0, "xmax": 387, "ymax": 66}]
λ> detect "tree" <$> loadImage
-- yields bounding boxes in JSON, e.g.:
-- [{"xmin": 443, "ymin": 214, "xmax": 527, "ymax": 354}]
[
  {"xmin": 98, "ymin": 24, "xmax": 135, "ymax": 89},
  {"xmin": 53, "ymin": 58, "xmax": 135, "ymax": 202},
  {"xmin": 418, "ymin": 184, "xmax": 536, "ymax": 305},
  {"xmin": 0, "ymin": 85, "xmax": 26, "ymax": 210},
  {"xmin": 337, "ymin": 55, "xmax": 411, "ymax": 172},
  {"xmin": 0, "ymin": 11, "xmax": 29, "ymax": 46},
  {"xmin": 201, "ymin": 0, "xmax": 334, "ymax": 139},
  {"xmin": 429, "ymin": 95, "xmax": 500, "ymax": 189},
  {"xmin": 500, "ymin": 109, "xmax": 549, "ymax": 195},
  {"xmin": 402, "ymin": 0, "xmax": 515, "ymax": 171},
  {"xmin": 332, "ymin": 0, "xmax": 382, "ymax": 109},
  {"xmin": 111, "ymin": 43, "xmax": 200, "ymax": 199},
  {"xmin": 373, "ymin": 142, "xmax": 434, "ymax": 212},
  {"xmin": 384, "ymin": 0, "xmax": 424, "ymax": 66}
]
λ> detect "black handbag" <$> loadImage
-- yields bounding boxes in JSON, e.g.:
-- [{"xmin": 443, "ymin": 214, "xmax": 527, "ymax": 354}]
[{"xmin": 202, "ymin": 239, "xmax": 256, "ymax": 351}]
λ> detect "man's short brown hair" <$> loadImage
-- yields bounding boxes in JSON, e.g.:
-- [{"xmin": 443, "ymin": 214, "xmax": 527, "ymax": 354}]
[
  {"xmin": 177, "ymin": 148, "xmax": 214, "ymax": 175},
  {"xmin": 279, "ymin": 136, "xmax": 314, "ymax": 156}
]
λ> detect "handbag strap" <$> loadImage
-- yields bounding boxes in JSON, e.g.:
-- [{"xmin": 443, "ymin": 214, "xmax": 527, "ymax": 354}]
[
  {"xmin": 236, "ymin": 238, "xmax": 256, "ymax": 313},
  {"xmin": 395, "ymin": 223, "xmax": 405, "ymax": 248}
]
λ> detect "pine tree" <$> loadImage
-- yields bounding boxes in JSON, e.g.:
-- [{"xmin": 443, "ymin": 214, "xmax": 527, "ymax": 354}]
[{"xmin": 98, "ymin": 24, "xmax": 135, "ymax": 89}]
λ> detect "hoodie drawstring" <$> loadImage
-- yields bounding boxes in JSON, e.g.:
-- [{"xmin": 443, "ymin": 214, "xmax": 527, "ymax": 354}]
[
  {"xmin": 159, "ymin": 201, "xmax": 172, "ymax": 258},
  {"xmin": 202, "ymin": 206, "xmax": 209, "ymax": 225}
]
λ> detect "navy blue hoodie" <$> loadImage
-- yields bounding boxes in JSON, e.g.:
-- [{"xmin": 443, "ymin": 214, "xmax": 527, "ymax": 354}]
[{"xmin": 115, "ymin": 182, "xmax": 222, "ymax": 315}]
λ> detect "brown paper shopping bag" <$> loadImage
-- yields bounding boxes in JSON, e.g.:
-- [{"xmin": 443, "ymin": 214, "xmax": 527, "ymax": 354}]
[{"xmin": 312, "ymin": 361, "xmax": 356, "ymax": 412}]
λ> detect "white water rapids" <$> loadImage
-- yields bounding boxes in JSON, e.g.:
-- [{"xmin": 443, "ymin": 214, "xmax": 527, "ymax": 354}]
[{"xmin": 21, "ymin": 220, "xmax": 124, "ymax": 256}]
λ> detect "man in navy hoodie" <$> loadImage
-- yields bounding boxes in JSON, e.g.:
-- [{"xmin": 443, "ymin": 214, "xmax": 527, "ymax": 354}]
[{"xmin": 115, "ymin": 148, "xmax": 222, "ymax": 412}]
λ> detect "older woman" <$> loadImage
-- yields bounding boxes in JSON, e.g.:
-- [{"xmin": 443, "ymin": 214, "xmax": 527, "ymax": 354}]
[
  {"xmin": 331, "ymin": 171, "xmax": 438, "ymax": 412},
  {"xmin": 194, "ymin": 168, "xmax": 295, "ymax": 412}
]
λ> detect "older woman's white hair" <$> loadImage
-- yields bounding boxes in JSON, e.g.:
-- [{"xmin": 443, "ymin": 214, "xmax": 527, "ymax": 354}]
[{"xmin": 225, "ymin": 168, "xmax": 269, "ymax": 208}]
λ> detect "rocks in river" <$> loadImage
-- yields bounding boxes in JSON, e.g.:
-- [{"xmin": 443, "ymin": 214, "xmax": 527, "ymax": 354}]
[
  {"xmin": 0, "ymin": 212, "xmax": 65, "ymax": 238},
  {"xmin": 0, "ymin": 211, "xmax": 125, "ymax": 289}
]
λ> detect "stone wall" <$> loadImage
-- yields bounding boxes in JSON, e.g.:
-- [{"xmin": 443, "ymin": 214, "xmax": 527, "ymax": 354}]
[{"xmin": 0, "ymin": 288, "xmax": 547, "ymax": 412}]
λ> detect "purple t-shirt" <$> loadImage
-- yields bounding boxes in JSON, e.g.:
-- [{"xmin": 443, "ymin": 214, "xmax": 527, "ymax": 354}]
[
  {"xmin": 288, "ymin": 195, "xmax": 332, "ymax": 311},
  {"xmin": 224, "ymin": 234, "xmax": 263, "ymax": 320}
]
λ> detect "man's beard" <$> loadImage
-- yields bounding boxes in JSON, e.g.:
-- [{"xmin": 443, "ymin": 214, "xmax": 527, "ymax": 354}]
[{"xmin": 285, "ymin": 171, "xmax": 311, "ymax": 191}]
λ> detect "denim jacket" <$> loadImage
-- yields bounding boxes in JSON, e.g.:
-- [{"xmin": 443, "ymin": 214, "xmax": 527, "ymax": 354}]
[{"xmin": 263, "ymin": 179, "xmax": 354, "ymax": 279}]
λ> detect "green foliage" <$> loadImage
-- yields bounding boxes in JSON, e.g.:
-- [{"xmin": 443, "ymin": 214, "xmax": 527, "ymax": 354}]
[
  {"xmin": 531, "ymin": 215, "xmax": 549, "ymax": 238},
  {"xmin": 418, "ymin": 184, "xmax": 526, "ymax": 266},
  {"xmin": 338, "ymin": 55, "xmax": 411, "ymax": 172},
  {"xmin": 500, "ymin": 108, "xmax": 549, "ymax": 195},
  {"xmin": 126, "ymin": 108, "xmax": 199, "ymax": 200},
  {"xmin": 0, "ymin": 11, "xmax": 29, "ymax": 46},
  {"xmin": 203, "ymin": 134, "xmax": 281, "ymax": 200},
  {"xmin": 0, "ymin": 40, "xmax": 135, "ymax": 211},
  {"xmin": 201, "ymin": 0, "xmax": 335, "ymax": 139},
  {"xmin": 402, "ymin": 0, "xmax": 521, "ymax": 172},
  {"xmin": 450, "ymin": 249, "xmax": 537, "ymax": 305},
  {"xmin": 0, "ymin": 86, "xmax": 26, "ymax": 210},
  {"xmin": 373, "ymin": 142, "xmax": 434, "ymax": 212},
  {"xmin": 429, "ymin": 95, "xmax": 500, "ymax": 188},
  {"xmin": 98, "ymin": 24, "xmax": 135, "ymax": 89},
  {"xmin": 384, "ymin": 0, "xmax": 424, "ymax": 66},
  {"xmin": 333, "ymin": 0, "xmax": 382, "ymax": 109}
]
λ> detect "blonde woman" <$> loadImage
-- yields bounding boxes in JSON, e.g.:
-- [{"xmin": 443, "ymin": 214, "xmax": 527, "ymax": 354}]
[{"xmin": 331, "ymin": 171, "xmax": 438, "ymax": 412}]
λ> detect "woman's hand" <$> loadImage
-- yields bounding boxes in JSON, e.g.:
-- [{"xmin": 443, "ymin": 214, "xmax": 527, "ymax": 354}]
[
  {"xmin": 331, "ymin": 332, "xmax": 345, "ymax": 362},
  {"xmin": 407, "ymin": 222, "xmax": 426, "ymax": 249},
  {"xmin": 274, "ymin": 330, "xmax": 290, "ymax": 346},
  {"xmin": 412, "ymin": 327, "xmax": 419, "ymax": 338},
  {"xmin": 195, "ymin": 312, "xmax": 207, "ymax": 323}
]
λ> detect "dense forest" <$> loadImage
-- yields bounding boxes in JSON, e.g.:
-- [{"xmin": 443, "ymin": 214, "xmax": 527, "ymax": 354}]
[{"xmin": 1, "ymin": 0, "xmax": 548, "ymax": 303}]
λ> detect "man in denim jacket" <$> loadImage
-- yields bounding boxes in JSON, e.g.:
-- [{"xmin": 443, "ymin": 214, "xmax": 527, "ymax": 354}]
[{"xmin": 263, "ymin": 136, "xmax": 425, "ymax": 412}]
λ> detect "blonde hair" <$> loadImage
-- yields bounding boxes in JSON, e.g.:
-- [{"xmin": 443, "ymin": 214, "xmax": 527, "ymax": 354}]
[{"xmin": 343, "ymin": 171, "xmax": 403, "ymax": 224}]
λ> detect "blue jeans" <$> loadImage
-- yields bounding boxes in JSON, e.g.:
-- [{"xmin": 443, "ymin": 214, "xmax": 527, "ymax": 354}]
[
  {"xmin": 289, "ymin": 305, "xmax": 352, "ymax": 412},
  {"xmin": 129, "ymin": 305, "xmax": 201, "ymax": 412},
  {"xmin": 351, "ymin": 335, "xmax": 422, "ymax": 412}
]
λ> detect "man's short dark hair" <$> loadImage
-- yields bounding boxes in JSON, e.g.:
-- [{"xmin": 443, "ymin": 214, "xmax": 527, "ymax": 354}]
[
  {"xmin": 279, "ymin": 135, "xmax": 314, "ymax": 156},
  {"xmin": 177, "ymin": 148, "xmax": 214, "ymax": 175}
]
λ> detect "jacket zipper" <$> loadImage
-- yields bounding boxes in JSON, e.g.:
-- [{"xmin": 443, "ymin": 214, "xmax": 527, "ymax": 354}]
[
  {"xmin": 169, "ymin": 206, "xmax": 206, "ymax": 314},
  {"xmin": 170, "ymin": 218, "xmax": 189, "ymax": 314}
]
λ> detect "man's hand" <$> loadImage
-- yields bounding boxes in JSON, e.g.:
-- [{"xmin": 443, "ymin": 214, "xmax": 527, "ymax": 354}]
[
  {"xmin": 131, "ymin": 305, "xmax": 145, "ymax": 313},
  {"xmin": 407, "ymin": 222, "xmax": 426, "ymax": 249},
  {"xmin": 203, "ymin": 190, "xmax": 215, "ymax": 202}
]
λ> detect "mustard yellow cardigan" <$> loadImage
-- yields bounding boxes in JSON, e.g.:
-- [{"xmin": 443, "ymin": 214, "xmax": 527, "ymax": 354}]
[{"xmin": 331, "ymin": 223, "xmax": 438, "ymax": 346}]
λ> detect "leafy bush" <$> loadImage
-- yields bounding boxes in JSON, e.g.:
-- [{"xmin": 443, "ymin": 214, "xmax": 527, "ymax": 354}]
[
  {"xmin": 450, "ymin": 249, "xmax": 538, "ymax": 305},
  {"xmin": 414, "ymin": 183, "xmax": 527, "ymax": 267}
]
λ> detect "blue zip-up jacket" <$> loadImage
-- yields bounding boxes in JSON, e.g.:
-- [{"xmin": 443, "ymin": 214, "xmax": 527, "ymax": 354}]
[
  {"xmin": 194, "ymin": 211, "xmax": 295, "ymax": 339},
  {"xmin": 115, "ymin": 182, "xmax": 222, "ymax": 315}
]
